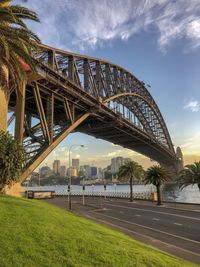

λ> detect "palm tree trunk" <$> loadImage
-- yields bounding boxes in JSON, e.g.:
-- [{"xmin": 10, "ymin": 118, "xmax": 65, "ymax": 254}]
[
  {"xmin": 0, "ymin": 87, "xmax": 8, "ymax": 132},
  {"xmin": 130, "ymin": 177, "xmax": 133, "ymax": 202},
  {"xmin": 156, "ymin": 185, "xmax": 162, "ymax": 205},
  {"xmin": 0, "ymin": 64, "xmax": 9, "ymax": 132}
]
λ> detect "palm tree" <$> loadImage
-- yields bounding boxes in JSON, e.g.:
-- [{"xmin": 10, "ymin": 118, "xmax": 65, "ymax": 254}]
[
  {"xmin": 0, "ymin": 0, "xmax": 40, "ymax": 131},
  {"xmin": 178, "ymin": 162, "xmax": 200, "ymax": 192},
  {"xmin": 144, "ymin": 165, "xmax": 171, "ymax": 205},
  {"xmin": 118, "ymin": 161, "xmax": 144, "ymax": 202}
]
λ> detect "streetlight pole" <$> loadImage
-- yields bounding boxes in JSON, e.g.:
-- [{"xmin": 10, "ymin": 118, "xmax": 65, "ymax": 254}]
[{"xmin": 68, "ymin": 144, "xmax": 84, "ymax": 210}]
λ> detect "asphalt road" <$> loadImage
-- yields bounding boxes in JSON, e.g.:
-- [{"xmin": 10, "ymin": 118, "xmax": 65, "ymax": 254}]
[{"xmin": 44, "ymin": 197, "xmax": 200, "ymax": 264}]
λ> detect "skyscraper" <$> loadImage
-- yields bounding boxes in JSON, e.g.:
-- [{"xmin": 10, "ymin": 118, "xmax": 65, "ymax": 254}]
[
  {"xmin": 111, "ymin": 157, "xmax": 125, "ymax": 174},
  {"xmin": 84, "ymin": 165, "xmax": 91, "ymax": 178},
  {"xmin": 72, "ymin": 158, "xmax": 80, "ymax": 171},
  {"xmin": 53, "ymin": 160, "xmax": 60, "ymax": 175},
  {"xmin": 91, "ymin": 166, "xmax": 98, "ymax": 178},
  {"xmin": 60, "ymin": 165, "xmax": 66, "ymax": 177}
]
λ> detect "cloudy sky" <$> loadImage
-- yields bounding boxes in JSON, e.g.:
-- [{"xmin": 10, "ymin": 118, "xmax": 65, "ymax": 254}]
[{"xmin": 15, "ymin": 0, "xmax": 200, "ymax": 169}]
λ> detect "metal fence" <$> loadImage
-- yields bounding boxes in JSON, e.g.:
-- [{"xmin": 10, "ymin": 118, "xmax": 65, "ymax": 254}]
[{"xmin": 56, "ymin": 190, "xmax": 152, "ymax": 200}]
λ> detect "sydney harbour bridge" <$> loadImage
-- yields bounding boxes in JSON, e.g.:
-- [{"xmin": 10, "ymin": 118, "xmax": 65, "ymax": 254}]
[{"xmin": 8, "ymin": 44, "xmax": 183, "ymax": 181}]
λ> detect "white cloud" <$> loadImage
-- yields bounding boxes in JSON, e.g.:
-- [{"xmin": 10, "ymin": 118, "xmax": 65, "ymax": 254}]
[
  {"xmin": 15, "ymin": 0, "xmax": 200, "ymax": 51},
  {"xmin": 184, "ymin": 99, "xmax": 200, "ymax": 112}
]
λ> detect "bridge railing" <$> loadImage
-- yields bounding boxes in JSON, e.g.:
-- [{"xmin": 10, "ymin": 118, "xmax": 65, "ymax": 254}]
[{"xmin": 55, "ymin": 190, "xmax": 152, "ymax": 200}]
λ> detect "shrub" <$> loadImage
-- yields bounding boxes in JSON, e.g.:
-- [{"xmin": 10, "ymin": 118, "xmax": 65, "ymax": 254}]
[{"xmin": 0, "ymin": 131, "xmax": 26, "ymax": 193}]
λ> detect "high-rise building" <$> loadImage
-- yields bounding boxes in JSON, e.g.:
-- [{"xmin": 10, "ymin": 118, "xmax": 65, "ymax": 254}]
[
  {"xmin": 60, "ymin": 165, "xmax": 66, "ymax": 177},
  {"xmin": 98, "ymin": 167, "xmax": 103, "ymax": 179},
  {"xmin": 111, "ymin": 158, "xmax": 116, "ymax": 174},
  {"xmin": 111, "ymin": 157, "xmax": 124, "ymax": 174},
  {"xmin": 84, "ymin": 165, "xmax": 91, "ymax": 178},
  {"xmin": 79, "ymin": 166, "xmax": 85, "ymax": 177},
  {"xmin": 53, "ymin": 160, "xmax": 60, "ymax": 175},
  {"xmin": 91, "ymin": 166, "xmax": 98, "ymax": 178},
  {"xmin": 67, "ymin": 167, "xmax": 78, "ymax": 177},
  {"xmin": 71, "ymin": 168, "xmax": 77, "ymax": 177},
  {"xmin": 72, "ymin": 158, "xmax": 80, "ymax": 171}
]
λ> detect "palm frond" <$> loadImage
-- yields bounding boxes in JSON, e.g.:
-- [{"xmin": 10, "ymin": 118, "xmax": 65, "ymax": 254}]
[
  {"xmin": 178, "ymin": 161, "xmax": 200, "ymax": 190},
  {"xmin": 144, "ymin": 165, "xmax": 171, "ymax": 186},
  {"xmin": 118, "ymin": 161, "xmax": 144, "ymax": 182},
  {"xmin": 0, "ymin": 1, "xmax": 40, "ymax": 94}
]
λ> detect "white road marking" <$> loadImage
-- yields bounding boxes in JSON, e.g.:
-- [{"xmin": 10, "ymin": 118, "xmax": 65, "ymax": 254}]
[
  {"xmin": 91, "ymin": 211, "xmax": 200, "ymax": 245},
  {"xmin": 107, "ymin": 199, "xmax": 200, "ymax": 213},
  {"xmin": 135, "ymin": 214, "xmax": 141, "ymax": 217},
  {"xmin": 86, "ymin": 214, "xmax": 200, "ymax": 258},
  {"xmin": 153, "ymin": 218, "xmax": 159, "ymax": 221},
  {"xmin": 104, "ymin": 203, "xmax": 200, "ymax": 221},
  {"xmin": 174, "ymin": 222, "xmax": 182, "ymax": 226}
]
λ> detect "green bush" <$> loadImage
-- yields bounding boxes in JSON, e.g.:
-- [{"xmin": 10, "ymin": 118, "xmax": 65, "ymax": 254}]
[{"xmin": 0, "ymin": 131, "xmax": 26, "ymax": 192}]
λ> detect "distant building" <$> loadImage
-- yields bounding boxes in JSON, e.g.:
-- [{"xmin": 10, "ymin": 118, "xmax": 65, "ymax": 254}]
[
  {"xmin": 39, "ymin": 166, "xmax": 52, "ymax": 178},
  {"xmin": 60, "ymin": 165, "xmax": 66, "ymax": 177},
  {"xmin": 91, "ymin": 166, "xmax": 98, "ymax": 178},
  {"xmin": 98, "ymin": 167, "xmax": 103, "ymax": 179},
  {"xmin": 84, "ymin": 165, "xmax": 91, "ymax": 178},
  {"xmin": 103, "ymin": 165, "xmax": 112, "ymax": 180},
  {"xmin": 71, "ymin": 167, "xmax": 77, "ymax": 177},
  {"xmin": 111, "ymin": 157, "xmax": 123, "ymax": 174},
  {"xmin": 53, "ymin": 160, "xmax": 60, "ymax": 175},
  {"xmin": 72, "ymin": 158, "xmax": 79, "ymax": 171},
  {"xmin": 67, "ymin": 167, "xmax": 78, "ymax": 177},
  {"xmin": 79, "ymin": 166, "xmax": 85, "ymax": 177}
]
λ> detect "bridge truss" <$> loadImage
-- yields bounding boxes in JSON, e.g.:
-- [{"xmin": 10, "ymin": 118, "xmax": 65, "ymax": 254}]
[{"xmin": 8, "ymin": 44, "xmax": 182, "ymax": 180}]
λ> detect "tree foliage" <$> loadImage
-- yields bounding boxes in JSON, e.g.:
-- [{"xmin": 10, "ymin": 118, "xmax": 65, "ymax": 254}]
[
  {"xmin": 178, "ymin": 162, "xmax": 200, "ymax": 191},
  {"xmin": 144, "ymin": 165, "xmax": 171, "ymax": 205},
  {"xmin": 0, "ymin": 0, "xmax": 40, "ymax": 93},
  {"xmin": 0, "ymin": 131, "xmax": 26, "ymax": 192},
  {"xmin": 118, "ymin": 161, "xmax": 144, "ymax": 201},
  {"xmin": 144, "ymin": 165, "xmax": 170, "ymax": 187},
  {"xmin": 118, "ymin": 161, "xmax": 144, "ymax": 182}
]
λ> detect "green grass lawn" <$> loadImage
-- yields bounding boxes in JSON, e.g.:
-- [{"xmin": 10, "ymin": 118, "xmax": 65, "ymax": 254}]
[{"xmin": 0, "ymin": 195, "xmax": 197, "ymax": 267}]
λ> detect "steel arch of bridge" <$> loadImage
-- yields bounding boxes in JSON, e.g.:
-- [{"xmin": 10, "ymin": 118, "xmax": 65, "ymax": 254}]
[{"xmin": 8, "ymin": 44, "xmax": 182, "ymax": 180}]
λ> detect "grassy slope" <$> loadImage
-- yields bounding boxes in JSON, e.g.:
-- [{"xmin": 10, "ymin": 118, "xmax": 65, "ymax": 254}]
[{"xmin": 0, "ymin": 195, "xmax": 197, "ymax": 267}]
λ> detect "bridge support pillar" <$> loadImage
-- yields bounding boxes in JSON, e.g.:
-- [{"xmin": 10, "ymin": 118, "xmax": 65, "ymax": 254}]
[
  {"xmin": 14, "ymin": 81, "xmax": 26, "ymax": 143},
  {"xmin": 19, "ymin": 112, "xmax": 91, "ymax": 182},
  {"xmin": 176, "ymin": 147, "xmax": 184, "ymax": 173},
  {"xmin": 5, "ymin": 82, "xmax": 27, "ymax": 197}
]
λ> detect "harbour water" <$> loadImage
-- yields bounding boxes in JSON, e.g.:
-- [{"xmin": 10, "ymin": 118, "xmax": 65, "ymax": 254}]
[{"xmin": 28, "ymin": 184, "xmax": 200, "ymax": 204}]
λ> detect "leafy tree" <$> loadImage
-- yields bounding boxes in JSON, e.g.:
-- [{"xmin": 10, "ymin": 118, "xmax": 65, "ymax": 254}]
[
  {"xmin": 0, "ymin": 131, "xmax": 26, "ymax": 193},
  {"xmin": 178, "ymin": 162, "xmax": 200, "ymax": 192},
  {"xmin": 0, "ymin": 0, "xmax": 40, "ymax": 131},
  {"xmin": 144, "ymin": 165, "xmax": 171, "ymax": 205},
  {"xmin": 118, "ymin": 161, "xmax": 144, "ymax": 202}
]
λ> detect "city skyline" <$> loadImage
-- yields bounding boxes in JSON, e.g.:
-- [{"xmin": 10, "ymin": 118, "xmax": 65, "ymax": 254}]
[
  {"xmin": 38, "ymin": 156, "xmax": 131, "ymax": 181},
  {"xmin": 14, "ymin": 0, "xmax": 200, "ymax": 170},
  {"xmin": 40, "ymin": 156, "xmax": 132, "ymax": 173}
]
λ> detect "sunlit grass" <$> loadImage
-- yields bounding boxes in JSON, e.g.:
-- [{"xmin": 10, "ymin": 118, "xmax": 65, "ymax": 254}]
[{"xmin": 0, "ymin": 195, "xmax": 197, "ymax": 267}]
